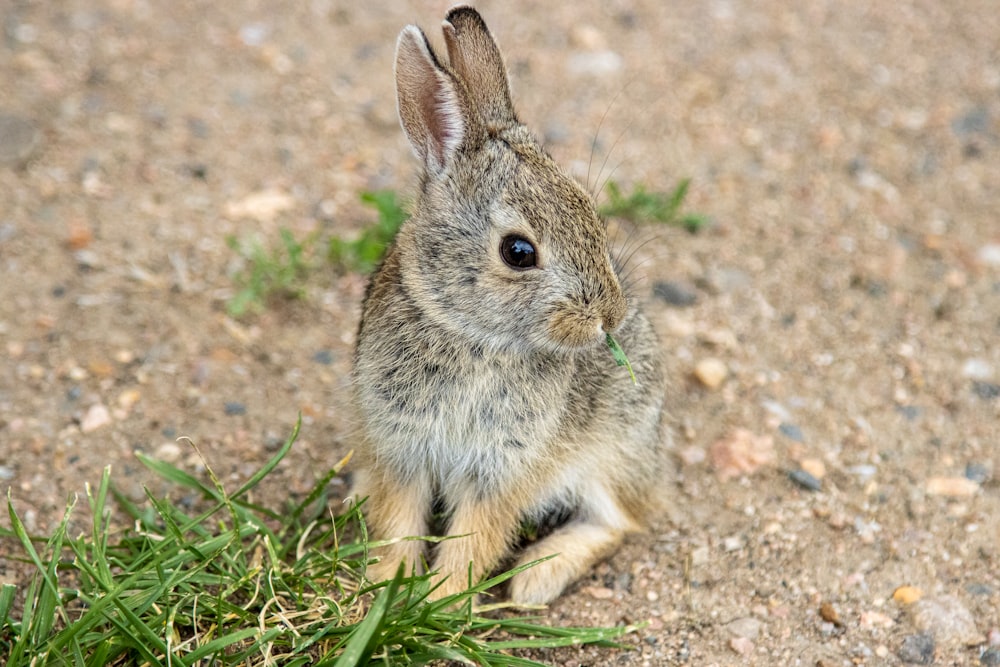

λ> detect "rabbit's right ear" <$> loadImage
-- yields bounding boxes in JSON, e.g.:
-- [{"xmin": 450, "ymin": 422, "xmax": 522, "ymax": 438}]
[{"xmin": 395, "ymin": 26, "xmax": 469, "ymax": 175}]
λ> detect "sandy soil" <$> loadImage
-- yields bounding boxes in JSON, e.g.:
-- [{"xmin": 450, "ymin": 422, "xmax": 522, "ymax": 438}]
[{"xmin": 2, "ymin": 1, "xmax": 999, "ymax": 664}]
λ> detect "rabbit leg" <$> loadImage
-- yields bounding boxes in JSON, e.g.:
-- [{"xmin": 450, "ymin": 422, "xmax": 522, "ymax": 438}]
[
  {"xmin": 428, "ymin": 497, "xmax": 522, "ymax": 600},
  {"xmin": 508, "ymin": 488, "xmax": 639, "ymax": 605},
  {"xmin": 360, "ymin": 474, "xmax": 431, "ymax": 584},
  {"xmin": 508, "ymin": 522, "xmax": 624, "ymax": 605}
]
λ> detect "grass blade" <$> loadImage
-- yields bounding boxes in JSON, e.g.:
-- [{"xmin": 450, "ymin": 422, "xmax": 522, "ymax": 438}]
[
  {"xmin": 333, "ymin": 566, "xmax": 403, "ymax": 667},
  {"xmin": 606, "ymin": 332, "xmax": 638, "ymax": 384}
]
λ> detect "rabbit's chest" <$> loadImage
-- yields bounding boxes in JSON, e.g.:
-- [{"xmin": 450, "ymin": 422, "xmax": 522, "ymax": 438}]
[{"xmin": 373, "ymin": 355, "xmax": 567, "ymax": 486}]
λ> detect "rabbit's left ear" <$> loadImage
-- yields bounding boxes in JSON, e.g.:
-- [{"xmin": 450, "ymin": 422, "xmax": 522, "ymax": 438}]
[
  {"xmin": 395, "ymin": 25, "xmax": 477, "ymax": 174},
  {"xmin": 442, "ymin": 6, "xmax": 517, "ymax": 128}
]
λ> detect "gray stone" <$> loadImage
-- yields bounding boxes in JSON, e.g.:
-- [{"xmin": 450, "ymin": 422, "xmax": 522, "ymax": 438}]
[{"xmin": 0, "ymin": 113, "xmax": 42, "ymax": 167}]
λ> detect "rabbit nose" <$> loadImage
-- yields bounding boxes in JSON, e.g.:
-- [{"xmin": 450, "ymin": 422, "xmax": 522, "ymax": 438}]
[{"xmin": 601, "ymin": 294, "xmax": 627, "ymax": 333}]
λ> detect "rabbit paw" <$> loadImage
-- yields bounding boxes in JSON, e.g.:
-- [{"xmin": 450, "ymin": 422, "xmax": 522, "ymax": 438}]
[{"xmin": 508, "ymin": 556, "xmax": 575, "ymax": 606}]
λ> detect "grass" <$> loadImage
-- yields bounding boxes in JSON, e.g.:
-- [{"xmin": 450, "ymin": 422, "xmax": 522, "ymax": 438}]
[
  {"xmin": 226, "ymin": 228, "xmax": 311, "ymax": 317},
  {"xmin": 0, "ymin": 420, "xmax": 638, "ymax": 666},
  {"xmin": 605, "ymin": 333, "xmax": 637, "ymax": 385},
  {"xmin": 599, "ymin": 178, "xmax": 707, "ymax": 233},
  {"xmin": 327, "ymin": 190, "xmax": 409, "ymax": 274},
  {"xmin": 226, "ymin": 191, "xmax": 408, "ymax": 316}
]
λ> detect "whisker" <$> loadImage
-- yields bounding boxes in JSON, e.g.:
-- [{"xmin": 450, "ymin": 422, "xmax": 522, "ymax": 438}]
[{"xmin": 587, "ymin": 81, "xmax": 634, "ymax": 195}]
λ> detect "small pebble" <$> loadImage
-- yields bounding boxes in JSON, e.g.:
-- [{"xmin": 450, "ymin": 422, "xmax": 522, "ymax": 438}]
[
  {"xmin": 690, "ymin": 545, "xmax": 710, "ymax": 566},
  {"xmin": 677, "ymin": 445, "xmax": 706, "ymax": 466},
  {"xmin": 0, "ymin": 465, "xmax": 14, "ymax": 481},
  {"xmin": 961, "ymin": 358, "xmax": 994, "ymax": 380},
  {"xmin": 951, "ymin": 107, "xmax": 990, "ymax": 135},
  {"xmin": 652, "ymin": 280, "xmax": 698, "ymax": 307},
  {"xmin": 581, "ymin": 585, "xmax": 614, "ymax": 600},
  {"xmin": 723, "ymin": 535, "xmax": 743, "ymax": 552},
  {"xmin": 897, "ymin": 633, "xmax": 935, "ymax": 665},
  {"xmin": 0, "ymin": 113, "xmax": 42, "ymax": 167},
  {"xmin": 789, "ymin": 468, "xmax": 822, "ymax": 492},
  {"xmin": 893, "ymin": 586, "xmax": 923, "ymax": 605},
  {"xmin": 819, "ymin": 602, "xmax": 844, "ymax": 627},
  {"xmin": 312, "ymin": 349, "xmax": 334, "ymax": 365},
  {"xmin": 762, "ymin": 400, "xmax": 793, "ymax": 422},
  {"xmin": 154, "ymin": 442, "xmax": 183, "ymax": 463},
  {"xmin": 965, "ymin": 583, "xmax": 994, "ymax": 596},
  {"xmin": 982, "ymin": 648, "xmax": 1000, "ymax": 667},
  {"xmin": 701, "ymin": 267, "xmax": 751, "ymax": 294},
  {"xmin": 972, "ymin": 381, "xmax": 1000, "ymax": 400},
  {"xmin": 223, "ymin": 187, "xmax": 295, "ymax": 222},
  {"xmin": 570, "ymin": 24, "xmax": 608, "ymax": 50},
  {"xmin": 566, "ymin": 50, "xmax": 623, "ymax": 76},
  {"xmin": 239, "ymin": 22, "xmax": 270, "ymax": 47},
  {"xmin": 693, "ymin": 357, "xmax": 728, "ymax": 389},
  {"xmin": 709, "ymin": 429, "xmax": 775, "ymax": 481},
  {"xmin": 117, "ymin": 388, "xmax": 141, "ymax": 410},
  {"xmin": 80, "ymin": 404, "xmax": 112, "ymax": 433},
  {"xmin": 977, "ymin": 244, "xmax": 1000, "ymax": 268},
  {"xmin": 965, "ymin": 462, "xmax": 992, "ymax": 484},
  {"xmin": 778, "ymin": 422, "xmax": 804, "ymax": 442},
  {"xmin": 728, "ymin": 636, "xmax": 754, "ymax": 656},
  {"xmin": 224, "ymin": 401, "xmax": 247, "ymax": 416},
  {"xmin": 925, "ymin": 476, "xmax": 979, "ymax": 498},
  {"xmin": 849, "ymin": 464, "xmax": 878, "ymax": 482},
  {"xmin": 800, "ymin": 457, "xmax": 826, "ymax": 480},
  {"xmin": 860, "ymin": 611, "xmax": 894, "ymax": 629},
  {"xmin": 909, "ymin": 595, "xmax": 984, "ymax": 646},
  {"xmin": 726, "ymin": 616, "xmax": 762, "ymax": 640}
]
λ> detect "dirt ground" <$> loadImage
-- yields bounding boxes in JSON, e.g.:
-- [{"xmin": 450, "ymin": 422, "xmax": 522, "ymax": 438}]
[{"xmin": 2, "ymin": 1, "xmax": 999, "ymax": 665}]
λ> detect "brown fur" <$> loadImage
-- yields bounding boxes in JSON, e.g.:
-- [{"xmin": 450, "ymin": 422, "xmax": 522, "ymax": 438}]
[{"xmin": 351, "ymin": 6, "xmax": 669, "ymax": 605}]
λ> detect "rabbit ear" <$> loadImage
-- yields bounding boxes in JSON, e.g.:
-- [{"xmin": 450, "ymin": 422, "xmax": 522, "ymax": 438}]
[
  {"xmin": 395, "ymin": 26, "xmax": 469, "ymax": 174},
  {"xmin": 442, "ymin": 7, "xmax": 517, "ymax": 127}
]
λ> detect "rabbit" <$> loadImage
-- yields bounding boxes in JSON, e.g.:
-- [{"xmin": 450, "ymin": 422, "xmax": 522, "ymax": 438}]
[{"xmin": 350, "ymin": 5, "xmax": 668, "ymax": 606}]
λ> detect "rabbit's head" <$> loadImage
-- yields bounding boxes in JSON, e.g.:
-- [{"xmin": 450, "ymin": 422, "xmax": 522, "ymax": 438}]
[{"xmin": 393, "ymin": 7, "xmax": 626, "ymax": 354}]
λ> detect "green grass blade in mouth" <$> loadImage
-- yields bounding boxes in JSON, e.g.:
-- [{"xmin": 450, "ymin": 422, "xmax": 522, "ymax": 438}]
[{"xmin": 606, "ymin": 332, "xmax": 637, "ymax": 385}]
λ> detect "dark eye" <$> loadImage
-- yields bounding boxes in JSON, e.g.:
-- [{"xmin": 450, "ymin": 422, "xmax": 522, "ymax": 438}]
[{"xmin": 499, "ymin": 235, "xmax": 537, "ymax": 269}]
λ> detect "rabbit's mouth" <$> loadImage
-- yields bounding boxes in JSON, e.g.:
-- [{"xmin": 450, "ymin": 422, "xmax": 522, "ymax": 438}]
[{"xmin": 547, "ymin": 310, "xmax": 621, "ymax": 351}]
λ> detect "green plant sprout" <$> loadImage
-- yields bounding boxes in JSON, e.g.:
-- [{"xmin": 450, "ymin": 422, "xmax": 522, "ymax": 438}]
[
  {"xmin": 226, "ymin": 227, "xmax": 311, "ymax": 316},
  {"xmin": 600, "ymin": 178, "xmax": 707, "ymax": 232},
  {"xmin": 328, "ymin": 190, "xmax": 409, "ymax": 273}
]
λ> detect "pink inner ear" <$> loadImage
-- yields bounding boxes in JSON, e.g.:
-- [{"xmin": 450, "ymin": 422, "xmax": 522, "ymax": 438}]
[{"xmin": 419, "ymin": 76, "xmax": 464, "ymax": 171}]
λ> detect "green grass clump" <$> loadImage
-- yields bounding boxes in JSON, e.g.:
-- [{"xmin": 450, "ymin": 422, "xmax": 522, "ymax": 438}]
[
  {"xmin": 600, "ymin": 178, "xmax": 707, "ymax": 232},
  {"xmin": 224, "ymin": 190, "xmax": 408, "ymax": 315},
  {"xmin": 226, "ymin": 228, "xmax": 312, "ymax": 317},
  {"xmin": 328, "ymin": 190, "xmax": 408, "ymax": 274},
  {"xmin": 0, "ymin": 420, "xmax": 637, "ymax": 666}
]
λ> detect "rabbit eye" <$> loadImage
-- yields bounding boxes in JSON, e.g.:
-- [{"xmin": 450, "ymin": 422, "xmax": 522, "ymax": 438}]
[{"xmin": 500, "ymin": 235, "xmax": 537, "ymax": 269}]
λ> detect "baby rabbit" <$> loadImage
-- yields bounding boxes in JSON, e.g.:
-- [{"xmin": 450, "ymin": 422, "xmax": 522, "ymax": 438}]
[{"xmin": 351, "ymin": 6, "xmax": 667, "ymax": 605}]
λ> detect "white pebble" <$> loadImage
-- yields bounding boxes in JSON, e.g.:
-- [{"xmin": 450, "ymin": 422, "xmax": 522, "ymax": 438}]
[
  {"xmin": 726, "ymin": 616, "xmax": 762, "ymax": 640},
  {"xmin": 977, "ymin": 243, "xmax": 1000, "ymax": 267},
  {"xmin": 80, "ymin": 404, "xmax": 112, "ymax": 433},
  {"xmin": 154, "ymin": 442, "xmax": 184, "ymax": 463},
  {"xmin": 961, "ymin": 358, "xmax": 994, "ymax": 380}
]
